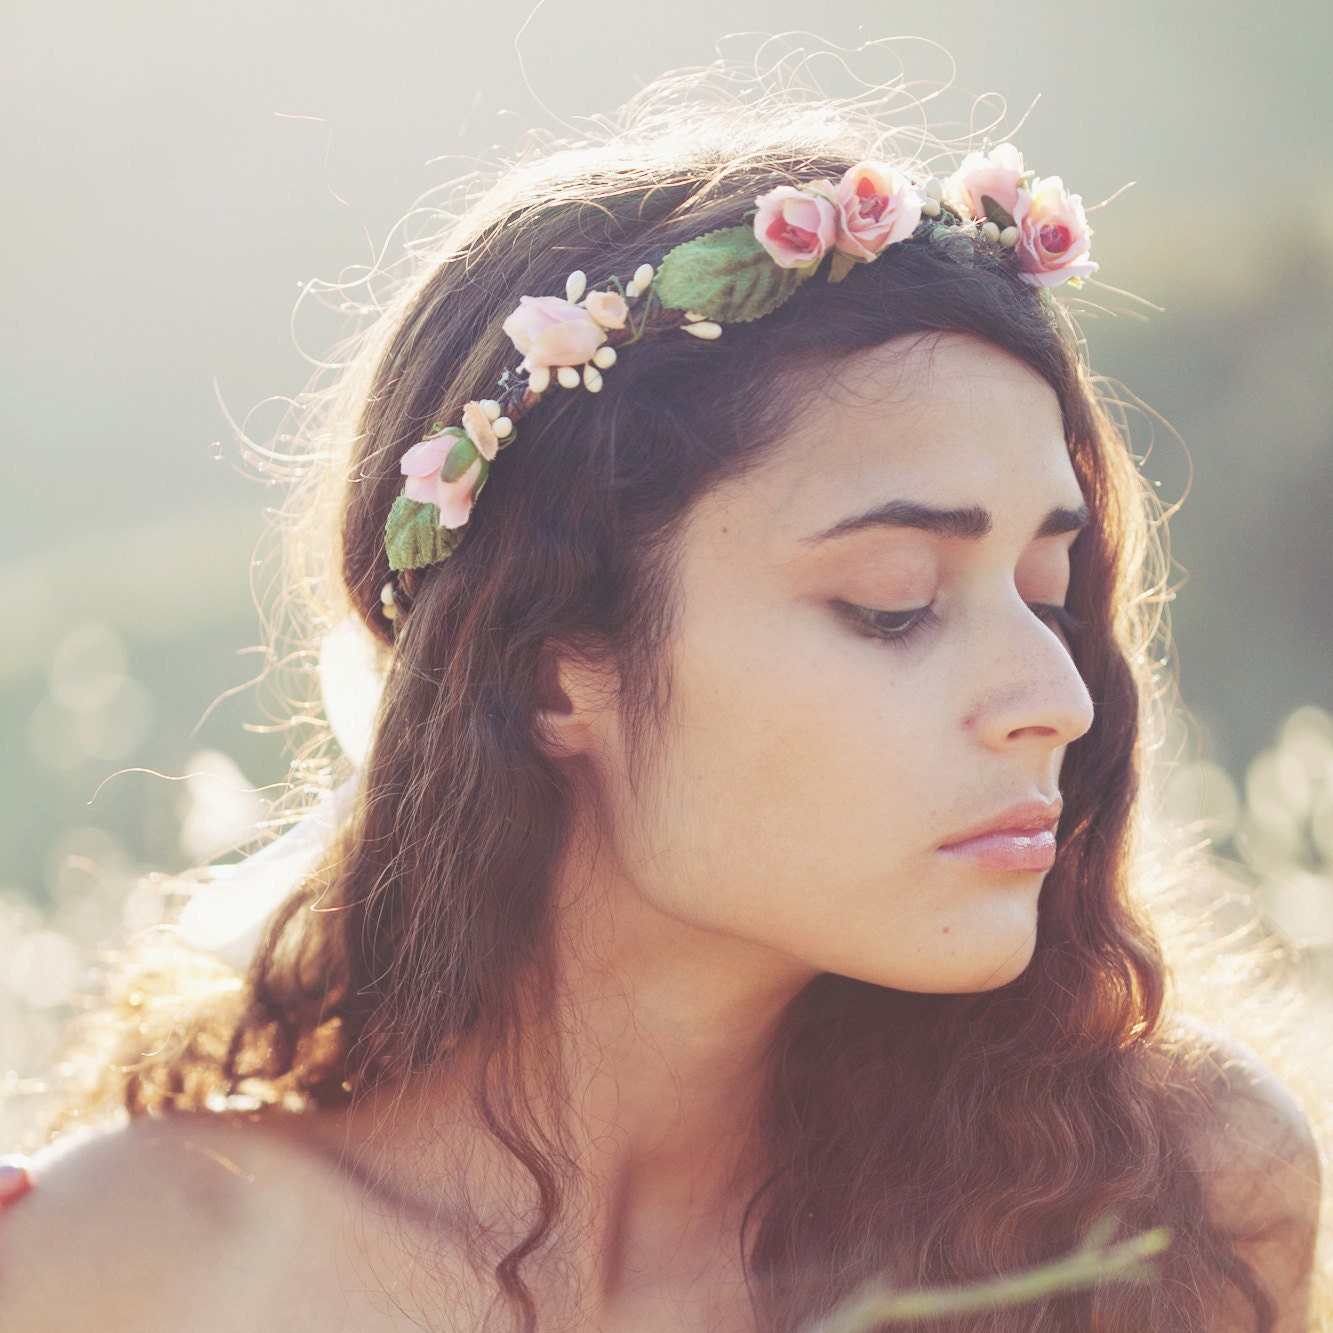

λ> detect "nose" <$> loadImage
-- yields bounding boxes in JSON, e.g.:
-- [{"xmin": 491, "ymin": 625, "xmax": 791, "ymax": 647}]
[{"xmin": 966, "ymin": 598, "xmax": 1096, "ymax": 752}]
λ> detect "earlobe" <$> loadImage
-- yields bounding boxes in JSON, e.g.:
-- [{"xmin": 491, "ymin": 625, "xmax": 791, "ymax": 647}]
[{"xmin": 533, "ymin": 644, "xmax": 612, "ymax": 760}]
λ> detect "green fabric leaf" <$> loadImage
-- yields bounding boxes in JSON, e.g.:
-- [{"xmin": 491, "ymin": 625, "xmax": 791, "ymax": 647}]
[
  {"xmin": 440, "ymin": 430, "xmax": 478, "ymax": 482},
  {"xmin": 654, "ymin": 226, "xmax": 806, "ymax": 323},
  {"xmin": 385, "ymin": 493, "xmax": 465, "ymax": 571},
  {"xmin": 979, "ymin": 195, "xmax": 1016, "ymax": 230},
  {"xmin": 826, "ymin": 250, "xmax": 858, "ymax": 285}
]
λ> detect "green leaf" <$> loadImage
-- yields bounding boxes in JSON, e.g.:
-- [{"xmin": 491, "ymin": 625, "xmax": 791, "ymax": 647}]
[
  {"xmin": 654, "ymin": 226, "xmax": 806, "ymax": 323},
  {"xmin": 385, "ymin": 493, "xmax": 465, "ymax": 571},
  {"xmin": 826, "ymin": 250, "xmax": 858, "ymax": 285},
  {"xmin": 439, "ymin": 429, "xmax": 478, "ymax": 482},
  {"xmin": 979, "ymin": 194, "xmax": 1016, "ymax": 230}
]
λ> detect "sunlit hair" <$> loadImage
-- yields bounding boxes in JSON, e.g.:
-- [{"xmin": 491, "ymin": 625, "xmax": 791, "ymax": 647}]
[{"xmin": 54, "ymin": 70, "xmax": 1322, "ymax": 1331}]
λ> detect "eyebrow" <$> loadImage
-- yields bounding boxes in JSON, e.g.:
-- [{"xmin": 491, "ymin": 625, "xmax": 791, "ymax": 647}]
[{"xmin": 806, "ymin": 500, "xmax": 1091, "ymax": 544}]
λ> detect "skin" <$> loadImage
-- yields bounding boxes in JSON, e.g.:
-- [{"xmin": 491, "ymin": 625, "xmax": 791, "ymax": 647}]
[
  {"xmin": 0, "ymin": 333, "xmax": 1316, "ymax": 1332},
  {"xmin": 511, "ymin": 331, "xmax": 1095, "ymax": 1324},
  {"xmin": 562, "ymin": 332, "xmax": 1093, "ymax": 995}
]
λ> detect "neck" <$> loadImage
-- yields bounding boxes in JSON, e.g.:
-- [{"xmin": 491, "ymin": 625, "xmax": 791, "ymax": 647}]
[
  {"xmin": 551, "ymin": 859, "xmax": 814, "ymax": 1215},
  {"xmin": 341, "ymin": 818, "xmax": 819, "ymax": 1312},
  {"xmin": 532, "ymin": 828, "xmax": 820, "ymax": 1312}
]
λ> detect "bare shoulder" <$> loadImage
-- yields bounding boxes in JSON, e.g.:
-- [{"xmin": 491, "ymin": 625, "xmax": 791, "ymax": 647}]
[
  {"xmin": 1167, "ymin": 1015, "xmax": 1324, "ymax": 1222},
  {"xmin": 0, "ymin": 1108, "xmax": 351, "ymax": 1332},
  {"xmin": 1165, "ymin": 1014, "xmax": 1323, "ymax": 1328}
]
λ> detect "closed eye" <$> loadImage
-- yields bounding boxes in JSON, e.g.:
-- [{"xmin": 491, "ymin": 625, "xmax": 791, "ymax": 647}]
[
  {"xmin": 836, "ymin": 603, "xmax": 937, "ymax": 643},
  {"xmin": 836, "ymin": 601, "xmax": 1083, "ymax": 648}
]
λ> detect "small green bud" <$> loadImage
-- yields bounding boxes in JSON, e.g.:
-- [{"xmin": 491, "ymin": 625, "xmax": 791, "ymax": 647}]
[{"xmin": 440, "ymin": 429, "xmax": 479, "ymax": 482}]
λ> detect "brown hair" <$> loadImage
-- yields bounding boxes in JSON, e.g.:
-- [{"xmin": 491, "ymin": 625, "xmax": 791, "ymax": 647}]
[{"xmin": 65, "ymin": 92, "xmax": 1297, "ymax": 1329}]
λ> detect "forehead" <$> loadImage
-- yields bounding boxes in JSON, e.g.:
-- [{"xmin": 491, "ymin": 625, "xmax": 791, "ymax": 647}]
[{"xmin": 692, "ymin": 333, "xmax": 1082, "ymax": 551}]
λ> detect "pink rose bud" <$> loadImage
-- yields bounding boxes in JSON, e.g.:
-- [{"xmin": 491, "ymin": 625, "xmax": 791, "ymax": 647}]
[
  {"xmin": 833, "ymin": 162, "xmax": 923, "ymax": 260},
  {"xmin": 583, "ymin": 290, "xmax": 629, "ymax": 330},
  {"xmin": 399, "ymin": 431, "xmax": 458, "ymax": 493},
  {"xmin": 1011, "ymin": 176, "xmax": 1098, "ymax": 288},
  {"xmin": 944, "ymin": 143, "xmax": 1026, "ymax": 222},
  {"xmin": 432, "ymin": 456, "xmax": 487, "ymax": 529},
  {"xmin": 501, "ymin": 295, "xmax": 607, "ymax": 371},
  {"xmin": 461, "ymin": 401, "xmax": 500, "ymax": 461},
  {"xmin": 401, "ymin": 430, "xmax": 488, "ymax": 529},
  {"xmin": 753, "ymin": 184, "xmax": 839, "ymax": 269}
]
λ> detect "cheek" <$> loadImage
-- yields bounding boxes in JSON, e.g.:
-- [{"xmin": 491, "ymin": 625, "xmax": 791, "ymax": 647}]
[
  {"xmin": 617, "ymin": 597, "xmax": 949, "ymax": 922},
  {"xmin": 594, "ymin": 598, "xmax": 1045, "ymax": 993}
]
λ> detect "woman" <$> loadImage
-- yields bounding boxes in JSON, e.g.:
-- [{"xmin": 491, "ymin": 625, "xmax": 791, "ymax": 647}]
[{"xmin": 0, "ymin": 83, "xmax": 1323, "ymax": 1330}]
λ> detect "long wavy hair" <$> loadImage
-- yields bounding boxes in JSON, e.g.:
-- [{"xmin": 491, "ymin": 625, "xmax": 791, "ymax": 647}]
[{"xmin": 54, "ymin": 83, "xmax": 1314, "ymax": 1330}]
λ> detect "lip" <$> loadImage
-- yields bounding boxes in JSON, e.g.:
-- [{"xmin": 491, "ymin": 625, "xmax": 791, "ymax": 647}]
[{"xmin": 937, "ymin": 797, "xmax": 1063, "ymax": 872}]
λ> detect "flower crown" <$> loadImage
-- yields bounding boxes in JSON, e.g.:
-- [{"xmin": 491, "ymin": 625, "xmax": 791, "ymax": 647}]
[{"xmin": 381, "ymin": 144, "xmax": 1096, "ymax": 596}]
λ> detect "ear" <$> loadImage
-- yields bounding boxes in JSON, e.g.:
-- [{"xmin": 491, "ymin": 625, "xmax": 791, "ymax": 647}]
[{"xmin": 533, "ymin": 642, "xmax": 618, "ymax": 761}]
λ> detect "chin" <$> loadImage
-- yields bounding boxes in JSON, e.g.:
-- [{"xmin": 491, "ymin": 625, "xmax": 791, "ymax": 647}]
[
  {"xmin": 843, "ymin": 944, "xmax": 1037, "ymax": 995},
  {"xmin": 969, "ymin": 958, "xmax": 1034, "ymax": 992},
  {"xmin": 900, "ymin": 933, "xmax": 1039, "ymax": 995},
  {"xmin": 961, "ymin": 936, "xmax": 1039, "ymax": 991}
]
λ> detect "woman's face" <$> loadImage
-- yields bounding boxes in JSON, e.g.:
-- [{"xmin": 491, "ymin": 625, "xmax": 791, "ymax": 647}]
[{"xmin": 584, "ymin": 333, "xmax": 1095, "ymax": 994}]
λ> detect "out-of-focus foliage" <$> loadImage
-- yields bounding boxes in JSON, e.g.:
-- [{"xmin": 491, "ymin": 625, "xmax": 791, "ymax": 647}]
[{"xmin": 1162, "ymin": 705, "xmax": 1333, "ymax": 953}]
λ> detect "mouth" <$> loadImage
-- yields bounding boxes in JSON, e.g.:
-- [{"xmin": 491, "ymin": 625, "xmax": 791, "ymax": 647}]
[
  {"xmin": 936, "ymin": 828, "xmax": 1058, "ymax": 872},
  {"xmin": 937, "ymin": 797, "xmax": 1062, "ymax": 872}
]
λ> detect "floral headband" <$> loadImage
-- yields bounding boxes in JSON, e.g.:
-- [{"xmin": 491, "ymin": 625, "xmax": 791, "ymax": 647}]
[{"xmin": 381, "ymin": 143, "xmax": 1096, "ymax": 599}]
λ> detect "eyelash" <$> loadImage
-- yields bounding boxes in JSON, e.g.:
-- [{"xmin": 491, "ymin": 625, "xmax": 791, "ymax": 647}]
[{"xmin": 839, "ymin": 601, "xmax": 1084, "ymax": 647}]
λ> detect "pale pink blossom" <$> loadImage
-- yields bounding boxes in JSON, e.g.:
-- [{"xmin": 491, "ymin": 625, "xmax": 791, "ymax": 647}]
[
  {"xmin": 833, "ymin": 162, "xmax": 922, "ymax": 260},
  {"xmin": 461, "ymin": 401, "xmax": 499, "ymax": 461},
  {"xmin": 502, "ymin": 295, "xmax": 607, "ymax": 371},
  {"xmin": 583, "ymin": 290, "xmax": 629, "ymax": 330},
  {"xmin": 1012, "ymin": 176, "xmax": 1098, "ymax": 287},
  {"xmin": 945, "ymin": 144, "xmax": 1026, "ymax": 221},
  {"xmin": 753, "ymin": 183, "xmax": 839, "ymax": 268},
  {"xmin": 400, "ymin": 434, "xmax": 487, "ymax": 528},
  {"xmin": 399, "ymin": 433, "xmax": 455, "ymax": 496}
]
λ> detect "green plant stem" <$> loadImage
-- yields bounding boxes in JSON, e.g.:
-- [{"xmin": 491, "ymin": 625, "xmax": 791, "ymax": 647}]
[{"xmin": 811, "ymin": 1226, "xmax": 1171, "ymax": 1331}]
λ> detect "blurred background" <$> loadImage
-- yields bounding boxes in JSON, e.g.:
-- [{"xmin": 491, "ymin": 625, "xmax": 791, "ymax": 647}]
[{"xmin": 2, "ymin": 1, "xmax": 1331, "ymax": 1140}]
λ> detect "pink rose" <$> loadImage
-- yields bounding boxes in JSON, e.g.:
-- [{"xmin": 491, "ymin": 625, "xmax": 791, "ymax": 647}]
[
  {"xmin": 753, "ymin": 183, "xmax": 839, "ymax": 268},
  {"xmin": 501, "ymin": 295, "xmax": 607, "ymax": 371},
  {"xmin": 1012, "ymin": 176, "xmax": 1098, "ymax": 288},
  {"xmin": 583, "ymin": 290, "xmax": 628, "ymax": 330},
  {"xmin": 833, "ymin": 162, "xmax": 923, "ymax": 260},
  {"xmin": 945, "ymin": 143, "xmax": 1026, "ymax": 222},
  {"xmin": 400, "ymin": 433, "xmax": 488, "ymax": 528},
  {"xmin": 399, "ymin": 433, "xmax": 454, "ymax": 496},
  {"xmin": 461, "ymin": 401, "xmax": 499, "ymax": 461}
]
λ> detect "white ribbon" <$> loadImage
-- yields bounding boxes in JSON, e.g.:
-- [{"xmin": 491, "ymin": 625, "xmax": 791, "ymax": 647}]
[{"xmin": 176, "ymin": 617, "xmax": 386, "ymax": 972}]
